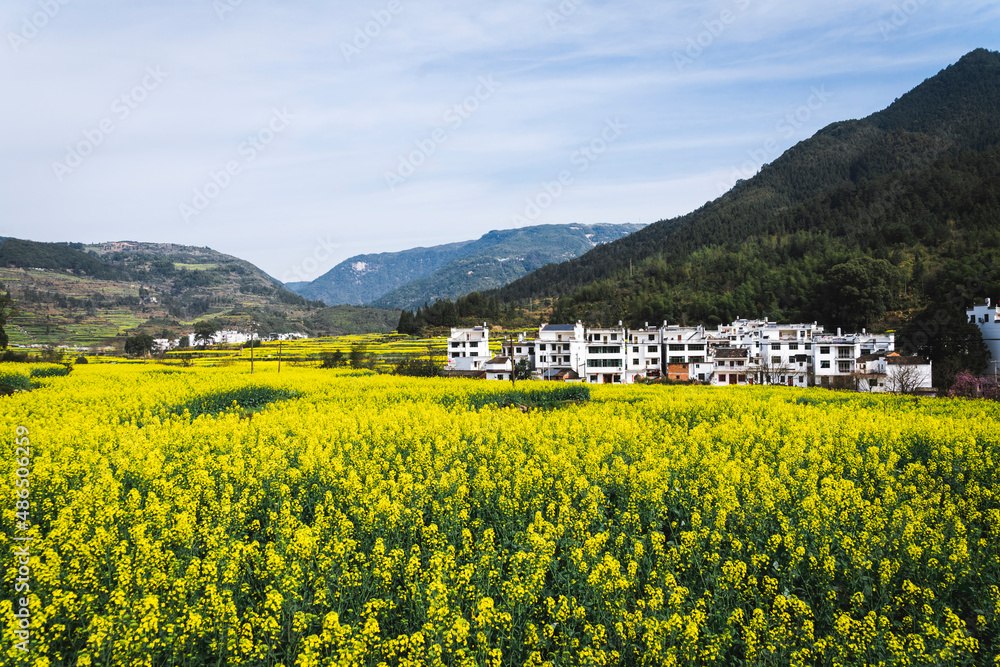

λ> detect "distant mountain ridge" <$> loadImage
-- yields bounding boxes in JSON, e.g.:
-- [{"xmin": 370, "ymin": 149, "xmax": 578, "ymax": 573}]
[{"xmin": 290, "ymin": 223, "xmax": 645, "ymax": 309}]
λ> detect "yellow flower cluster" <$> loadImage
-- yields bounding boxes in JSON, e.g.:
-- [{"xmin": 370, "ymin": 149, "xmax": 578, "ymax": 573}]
[{"xmin": 1, "ymin": 364, "xmax": 998, "ymax": 665}]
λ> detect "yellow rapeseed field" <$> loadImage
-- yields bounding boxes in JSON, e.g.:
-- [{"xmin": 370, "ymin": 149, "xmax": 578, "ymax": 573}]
[{"xmin": 1, "ymin": 363, "xmax": 998, "ymax": 666}]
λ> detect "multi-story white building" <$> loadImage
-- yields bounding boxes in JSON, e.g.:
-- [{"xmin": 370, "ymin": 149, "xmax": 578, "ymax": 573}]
[
  {"xmin": 812, "ymin": 330, "xmax": 895, "ymax": 388},
  {"xmin": 536, "ymin": 323, "xmax": 586, "ymax": 380},
  {"xmin": 713, "ymin": 348, "xmax": 749, "ymax": 385},
  {"xmin": 584, "ymin": 325, "xmax": 628, "ymax": 384},
  {"xmin": 625, "ymin": 325, "xmax": 663, "ymax": 383},
  {"xmin": 447, "ymin": 325, "xmax": 490, "ymax": 372}
]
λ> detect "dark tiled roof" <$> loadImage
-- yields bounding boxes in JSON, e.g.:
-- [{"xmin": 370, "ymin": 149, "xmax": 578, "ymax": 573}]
[
  {"xmin": 887, "ymin": 356, "xmax": 929, "ymax": 365},
  {"xmin": 715, "ymin": 348, "xmax": 748, "ymax": 359}
]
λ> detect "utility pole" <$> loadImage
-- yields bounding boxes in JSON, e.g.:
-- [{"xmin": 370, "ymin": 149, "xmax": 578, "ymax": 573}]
[{"xmin": 248, "ymin": 312, "xmax": 255, "ymax": 375}]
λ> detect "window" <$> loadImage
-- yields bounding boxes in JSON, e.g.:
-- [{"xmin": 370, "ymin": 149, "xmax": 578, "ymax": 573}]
[
  {"xmin": 451, "ymin": 353, "xmax": 460, "ymax": 358},
  {"xmin": 838, "ymin": 361, "xmax": 852, "ymax": 373},
  {"xmin": 689, "ymin": 356, "xmax": 704, "ymax": 363},
  {"xmin": 669, "ymin": 344, "xmax": 685, "ymax": 351},
  {"xmin": 610, "ymin": 334, "xmax": 618, "ymax": 341},
  {"xmin": 838, "ymin": 347, "xmax": 852, "ymax": 359},
  {"xmin": 669, "ymin": 356, "xmax": 684, "ymax": 364},
  {"xmin": 516, "ymin": 347, "xmax": 522, "ymax": 354},
  {"xmin": 469, "ymin": 342, "xmax": 478, "ymax": 347},
  {"xmin": 772, "ymin": 356, "xmax": 781, "ymax": 365},
  {"xmin": 820, "ymin": 346, "xmax": 830, "ymax": 354},
  {"xmin": 805, "ymin": 344, "xmax": 812, "ymax": 350},
  {"xmin": 648, "ymin": 346, "xmax": 657, "ymax": 353},
  {"xmin": 539, "ymin": 356, "xmax": 546, "ymax": 362},
  {"xmin": 774, "ymin": 343, "xmax": 782, "ymax": 350},
  {"xmin": 633, "ymin": 346, "xmax": 639, "ymax": 353},
  {"xmin": 821, "ymin": 360, "xmax": 830, "ymax": 369},
  {"xmin": 539, "ymin": 344, "xmax": 546, "ymax": 351},
  {"xmin": 587, "ymin": 358, "xmax": 622, "ymax": 368},
  {"xmin": 789, "ymin": 343, "xmax": 798, "ymax": 351},
  {"xmin": 688, "ymin": 344, "xmax": 705, "ymax": 351},
  {"xmin": 589, "ymin": 375, "xmax": 597, "ymax": 382},
  {"xmin": 588, "ymin": 346, "xmax": 621, "ymax": 354},
  {"xmin": 648, "ymin": 334, "xmax": 655, "ymax": 341},
  {"xmin": 698, "ymin": 373, "xmax": 705, "ymax": 381},
  {"xmin": 451, "ymin": 342, "xmax": 460, "ymax": 348},
  {"xmin": 632, "ymin": 359, "xmax": 639, "ymax": 365}
]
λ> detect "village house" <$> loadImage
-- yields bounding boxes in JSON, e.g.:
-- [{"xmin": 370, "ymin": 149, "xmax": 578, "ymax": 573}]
[
  {"xmin": 536, "ymin": 322, "xmax": 586, "ymax": 381},
  {"xmin": 968, "ymin": 299, "xmax": 1000, "ymax": 377},
  {"xmin": 483, "ymin": 356, "xmax": 514, "ymax": 381},
  {"xmin": 446, "ymin": 324, "xmax": 490, "ymax": 372}
]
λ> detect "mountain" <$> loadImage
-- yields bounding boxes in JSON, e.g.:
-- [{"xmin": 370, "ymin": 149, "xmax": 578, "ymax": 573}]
[
  {"xmin": 290, "ymin": 223, "xmax": 644, "ymax": 309},
  {"xmin": 370, "ymin": 224, "xmax": 645, "ymax": 309},
  {"xmin": 0, "ymin": 238, "xmax": 398, "ymax": 346},
  {"xmin": 290, "ymin": 241, "xmax": 475, "ymax": 306},
  {"xmin": 459, "ymin": 49, "xmax": 1000, "ymax": 334}
]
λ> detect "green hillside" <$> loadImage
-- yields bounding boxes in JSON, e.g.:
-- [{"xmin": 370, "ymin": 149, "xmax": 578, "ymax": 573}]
[{"xmin": 0, "ymin": 239, "xmax": 397, "ymax": 346}]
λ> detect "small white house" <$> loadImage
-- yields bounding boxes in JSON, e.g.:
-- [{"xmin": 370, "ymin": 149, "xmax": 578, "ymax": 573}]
[{"xmin": 484, "ymin": 356, "xmax": 514, "ymax": 381}]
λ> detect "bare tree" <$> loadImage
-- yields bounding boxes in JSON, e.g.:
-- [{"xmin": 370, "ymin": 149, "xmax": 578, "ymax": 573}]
[
  {"xmin": 888, "ymin": 362, "xmax": 925, "ymax": 394},
  {"xmin": 751, "ymin": 355, "xmax": 796, "ymax": 385}
]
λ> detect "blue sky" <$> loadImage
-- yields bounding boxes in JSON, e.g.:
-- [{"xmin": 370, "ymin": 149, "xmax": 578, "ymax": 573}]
[{"xmin": 2, "ymin": 1, "xmax": 998, "ymax": 283}]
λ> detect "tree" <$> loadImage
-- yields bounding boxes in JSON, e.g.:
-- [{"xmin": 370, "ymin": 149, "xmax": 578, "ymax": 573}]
[
  {"xmin": 821, "ymin": 257, "xmax": 898, "ymax": 331},
  {"xmin": 0, "ymin": 292, "xmax": 18, "ymax": 349},
  {"xmin": 887, "ymin": 361, "xmax": 927, "ymax": 395},
  {"xmin": 194, "ymin": 320, "xmax": 218, "ymax": 347},
  {"xmin": 124, "ymin": 333, "xmax": 155, "ymax": 357},
  {"xmin": 320, "ymin": 350, "xmax": 345, "ymax": 368},
  {"xmin": 513, "ymin": 358, "xmax": 533, "ymax": 381},
  {"xmin": 349, "ymin": 343, "xmax": 371, "ymax": 369}
]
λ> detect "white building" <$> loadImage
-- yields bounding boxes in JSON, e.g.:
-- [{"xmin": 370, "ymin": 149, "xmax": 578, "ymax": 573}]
[
  {"xmin": 856, "ymin": 352, "xmax": 933, "ymax": 394},
  {"xmin": 713, "ymin": 348, "xmax": 749, "ymax": 385},
  {"xmin": 447, "ymin": 325, "xmax": 490, "ymax": 372},
  {"xmin": 537, "ymin": 323, "xmax": 586, "ymax": 381},
  {"xmin": 501, "ymin": 333, "xmax": 536, "ymax": 370},
  {"xmin": 967, "ymin": 299, "xmax": 1000, "ymax": 373},
  {"xmin": 625, "ymin": 325, "xmax": 663, "ymax": 383},
  {"xmin": 484, "ymin": 356, "xmax": 514, "ymax": 381},
  {"xmin": 584, "ymin": 325, "xmax": 628, "ymax": 384},
  {"xmin": 812, "ymin": 330, "xmax": 895, "ymax": 388}
]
